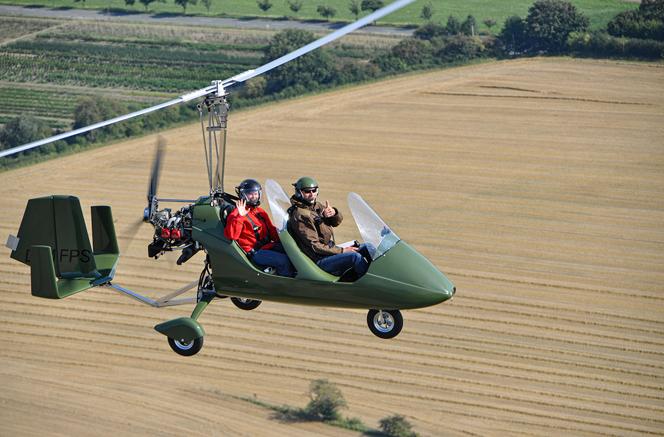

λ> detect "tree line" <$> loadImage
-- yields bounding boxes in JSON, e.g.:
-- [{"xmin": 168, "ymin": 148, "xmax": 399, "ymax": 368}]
[{"xmin": 115, "ymin": 0, "xmax": 390, "ymax": 16}]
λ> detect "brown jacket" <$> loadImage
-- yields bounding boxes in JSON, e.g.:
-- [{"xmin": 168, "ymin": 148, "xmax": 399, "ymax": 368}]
[{"xmin": 288, "ymin": 195, "xmax": 343, "ymax": 262}]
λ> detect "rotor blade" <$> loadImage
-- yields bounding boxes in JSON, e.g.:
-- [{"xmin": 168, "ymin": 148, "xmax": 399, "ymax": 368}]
[
  {"xmin": 0, "ymin": 88, "xmax": 209, "ymax": 159},
  {"xmin": 0, "ymin": 0, "xmax": 414, "ymax": 159},
  {"xmin": 219, "ymin": 0, "xmax": 416, "ymax": 89},
  {"xmin": 148, "ymin": 137, "xmax": 166, "ymax": 202}
]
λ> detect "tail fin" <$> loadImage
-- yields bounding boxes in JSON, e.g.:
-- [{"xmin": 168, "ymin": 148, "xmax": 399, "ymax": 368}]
[{"xmin": 7, "ymin": 196, "xmax": 119, "ymax": 299}]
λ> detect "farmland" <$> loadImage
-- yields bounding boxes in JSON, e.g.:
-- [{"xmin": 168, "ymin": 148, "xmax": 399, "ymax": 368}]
[
  {"xmin": 0, "ymin": 16, "xmax": 398, "ymax": 132},
  {"xmin": 1, "ymin": 57, "xmax": 663, "ymax": 435},
  {"xmin": 0, "ymin": 0, "xmax": 638, "ymax": 31}
]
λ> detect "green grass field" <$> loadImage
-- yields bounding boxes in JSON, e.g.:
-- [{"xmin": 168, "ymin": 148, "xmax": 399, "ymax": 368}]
[{"xmin": 0, "ymin": 0, "xmax": 638, "ymax": 31}]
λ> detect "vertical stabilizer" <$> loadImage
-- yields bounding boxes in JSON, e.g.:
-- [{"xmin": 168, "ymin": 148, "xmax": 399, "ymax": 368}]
[{"xmin": 10, "ymin": 195, "xmax": 97, "ymax": 278}]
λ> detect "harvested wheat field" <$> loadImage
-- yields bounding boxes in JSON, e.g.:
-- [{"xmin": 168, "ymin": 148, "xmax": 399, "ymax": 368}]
[{"xmin": 1, "ymin": 57, "xmax": 663, "ymax": 436}]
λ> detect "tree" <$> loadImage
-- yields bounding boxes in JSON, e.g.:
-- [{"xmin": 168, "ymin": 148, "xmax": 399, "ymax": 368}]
[
  {"xmin": 445, "ymin": 15, "xmax": 461, "ymax": 35},
  {"xmin": 499, "ymin": 15, "xmax": 527, "ymax": 53},
  {"xmin": 361, "ymin": 0, "xmax": 383, "ymax": 13},
  {"xmin": 201, "ymin": 0, "xmax": 212, "ymax": 13},
  {"xmin": 124, "ymin": 0, "xmax": 136, "ymax": 7},
  {"xmin": 436, "ymin": 35, "xmax": 485, "ymax": 61},
  {"xmin": 414, "ymin": 22, "xmax": 446, "ymax": 40},
  {"xmin": 640, "ymin": 0, "xmax": 664, "ymax": 21},
  {"xmin": 139, "ymin": 0, "xmax": 156, "ymax": 11},
  {"xmin": 175, "ymin": 0, "xmax": 197, "ymax": 14},
  {"xmin": 241, "ymin": 76, "xmax": 266, "ymax": 99},
  {"xmin": 391, "ymin": 37, "xmax": 432, "ymax": 64},
  {"xmin": 379, "ymin": 414, "xmax": 418, "ymax": 437},
  {"xmin": 262, "ymin": 29, "xmax": 335, "ymax": 93},
  {"xmin": 304, "ymin": 379, "xmax": 347, "ymax": 421},
  {"xmin": 608, "ymin": 3, "xmax": 664, "ymax": 41},
  {"xmin": 0, "ymin": 116, "xmax": 50, "ymax": 152},
  {"xmin": 317, "ymin": 4, "xmax": 336, "ymax": 20},
  {"xmin": 349, "ymin": 0, "xmax": 360, "ymax": 20},
  {"xmin": 287, "ymin": 0, "xmax": 302, "ymax": 15},
  {"xmin": 461, "ymin": 14, "xmax": 477, "ymax": 36},
  {"xmin": 257, "ymin": 0, "xmax": 272, "ymax": 12},
  {"xmin": 73, "ymin": 97, "xmax": 126, "ymax": 142},
  {"xmin": 420, "ymin": 2, "xmax": 433, "ymax": 22},
  {"xmin": 73, "ymin": 0, "xmax": 87, "ymax": 8},
  {"xmin": 525, "ymin": 0, "xmax": 589, "ymax": 52}
]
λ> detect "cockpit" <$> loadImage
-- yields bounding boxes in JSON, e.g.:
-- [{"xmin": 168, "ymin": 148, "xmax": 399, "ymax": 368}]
[{"xmin": 265, "ymin": 179, "xmax": 400, "ymax": 279}]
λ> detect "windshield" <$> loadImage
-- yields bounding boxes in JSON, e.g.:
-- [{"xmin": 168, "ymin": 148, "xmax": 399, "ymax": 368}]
[
  {"xmin": 265, "ymin": 179, "xmax": 291, "ymax": 232},
  {"xmin": 348, "ymin": 192, "xmax": 400, "ymax": 260}
]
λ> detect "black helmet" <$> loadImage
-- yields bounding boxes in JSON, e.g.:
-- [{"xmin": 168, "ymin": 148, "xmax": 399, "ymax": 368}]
[
  {"xmin": 293, "ymin": 176, "xmax": 319, "ymax": 204},
  {"xmin": 236, "ymin": 179, "xmax": 262, "ymax": 207}
]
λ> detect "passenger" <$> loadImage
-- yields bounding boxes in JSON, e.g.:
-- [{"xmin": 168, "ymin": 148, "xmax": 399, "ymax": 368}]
[
  {"xmin": 288, "ymin": 176, "xmax": 371, "ymax": 278},
  {"xmin": 225, "ymin": 179, "xmax": 295, "ymax": 277}
]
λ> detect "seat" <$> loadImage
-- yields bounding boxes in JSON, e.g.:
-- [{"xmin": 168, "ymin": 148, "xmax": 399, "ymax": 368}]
[{"xmin": 278, "ymin": 227, "xmax": 338, "ymax": 282}]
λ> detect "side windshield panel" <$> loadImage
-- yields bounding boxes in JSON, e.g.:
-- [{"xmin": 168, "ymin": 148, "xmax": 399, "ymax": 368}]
[
  {"xmin": 265, "ymin": 179, "xmax": 291, "ymax": 232},
  {"xmin": 347, "ymin": 192, "xmax": 400, "ymax": 260}
]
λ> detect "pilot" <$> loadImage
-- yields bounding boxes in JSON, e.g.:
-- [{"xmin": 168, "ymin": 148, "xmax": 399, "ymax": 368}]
[
  {"xmin": 288, "ymin": 176, "xmax": 371, "ymax": 278},
  {"xmin": 225, "ymin": 179, "xmax": 295, "ymax": 277}
]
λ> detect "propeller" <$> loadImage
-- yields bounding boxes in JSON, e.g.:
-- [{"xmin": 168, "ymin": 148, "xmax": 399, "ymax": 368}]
[
  {"xmin": 144, "ymin": 137, "xmax": 165, "ymax": 223},
  {"xmin": 120, "ymin": 217, "xmax": 145, "ymax": 253},
  {"xmin": 118, "ymin": 136, "xmax": 165, "ymax": 252}
]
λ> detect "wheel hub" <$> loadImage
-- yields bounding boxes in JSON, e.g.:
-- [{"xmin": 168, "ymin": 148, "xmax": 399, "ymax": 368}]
[
  {"xmin": 373, "ymin": 311, "xmax": 394, "ymax": 333},
  {"xmin": 174, "ymin": 339, "xmax": 194, "ymax": 350}
]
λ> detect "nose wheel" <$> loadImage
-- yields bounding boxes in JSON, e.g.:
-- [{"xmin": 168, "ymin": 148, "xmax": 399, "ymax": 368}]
[
  {"xmin": 231, "ymin": 297, "xmax": 262, "ymax": 310},
  {"xmin": 367, "ymin": 309, "xmax": 403, "ymax": 339},
  {"xmin": 167, "ymin": 336, "xmax": 204, "ymax": 356}
]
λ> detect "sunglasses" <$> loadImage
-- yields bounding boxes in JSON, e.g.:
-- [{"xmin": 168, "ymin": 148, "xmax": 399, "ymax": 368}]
[{"xmin": 302, "ymin": 188, "xmax": 318, "ymax": 194}]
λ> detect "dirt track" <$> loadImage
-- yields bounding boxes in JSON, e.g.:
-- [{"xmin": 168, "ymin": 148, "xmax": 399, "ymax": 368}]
[{"xmin": 1, "ymin": 58, "xmax": 663, "ymax": 436}]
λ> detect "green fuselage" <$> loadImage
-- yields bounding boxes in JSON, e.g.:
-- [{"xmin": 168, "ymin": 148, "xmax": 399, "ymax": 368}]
[{"xmin": 192, "ymin": 199, "xmax": 455, "ymax": 310}]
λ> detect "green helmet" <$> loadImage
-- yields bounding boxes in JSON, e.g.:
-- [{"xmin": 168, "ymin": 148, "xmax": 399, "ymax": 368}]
[
  {"xmin": 293, "ymin": 176, "xmax": 318, "ymax": 191},
  {"xmin": 293, "ymin": 176, "xmax": 319, "ymax": 204}
]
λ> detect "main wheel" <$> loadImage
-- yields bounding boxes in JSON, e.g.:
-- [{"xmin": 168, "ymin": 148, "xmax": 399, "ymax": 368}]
[
  {"xmin": 367, "ymin": 309, "xmax": 403, "ymax": 339},
  {"xmin": 168, "ymin": 336, "xmax": 204, "ymax": 356},
  {"xmin": 231, "ymin": 297, "xmax": 262, "ymax": 311}
]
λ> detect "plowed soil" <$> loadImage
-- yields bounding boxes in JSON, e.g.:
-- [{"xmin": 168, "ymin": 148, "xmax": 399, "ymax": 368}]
[{"xmin": 1, "ymin": 58, "xmax": 663, "ymax": 436}]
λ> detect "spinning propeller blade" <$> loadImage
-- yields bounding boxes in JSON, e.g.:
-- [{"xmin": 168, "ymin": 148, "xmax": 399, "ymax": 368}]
[
  {"xmin": 148, "ymin": 137, "xmax": 165, "ymax": 203},
  {"xmin": 0, "ymin": 0, "xmax": 414, "ymax": 159},
  {"xmin": 144, "ymin": 137, "xmax": 166, "ymax": 222},
  {"xmin": 121, "ymin": 217, "xmax": 145, "ymax": 253}
]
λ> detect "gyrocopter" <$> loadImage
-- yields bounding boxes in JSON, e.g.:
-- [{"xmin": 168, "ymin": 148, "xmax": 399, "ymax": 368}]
[{"xmin": 1, "ymin": 0, "xmax": 455, "ymax": 356}]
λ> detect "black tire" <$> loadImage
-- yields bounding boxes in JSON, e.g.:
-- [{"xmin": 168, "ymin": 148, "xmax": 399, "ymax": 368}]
[
  {"xmin": 367, "ymin": 309, "xmax": 403, "ymax": 339},
  {"xmin": 231, "ymin": 297, "xmax": 262, "ymax": 311},
  {"xmin": 168, "ymin": 336, "xmax": 204, "ymax": 356}
]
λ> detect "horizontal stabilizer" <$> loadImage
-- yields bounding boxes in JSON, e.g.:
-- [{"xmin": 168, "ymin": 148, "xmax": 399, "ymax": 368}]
[{"xmin": 30, "ymin": 245, "xmax": 94, "ymax": 299}]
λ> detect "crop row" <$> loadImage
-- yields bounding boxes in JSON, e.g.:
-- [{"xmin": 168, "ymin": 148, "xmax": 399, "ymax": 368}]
[
  {"xmin": 34, "ymin": 32, "xmax": 267, "ymax": 52},
  {"xmin": 0, "ymin": 52, "xmax": 254, "ymax": 92},
  {"xmin": 40, "ymin": 20, "xmax": 276, "ymax": 46},
  {"xmin": 0, "ymin": 17, "xmax": 59, "ymax": 42},
  {"xmin": 0, "ymin": 84, "xmax": 166, "ymax": 129},
  {"xmin": 7, "ymin": 40, "xmax": 262, "ymax": 65}
]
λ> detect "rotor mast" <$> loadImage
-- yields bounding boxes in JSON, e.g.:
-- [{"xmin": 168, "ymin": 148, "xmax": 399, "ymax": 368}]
[{"xmin": 198, "ymin": 81, "xmax": 229, "ymax": 194}]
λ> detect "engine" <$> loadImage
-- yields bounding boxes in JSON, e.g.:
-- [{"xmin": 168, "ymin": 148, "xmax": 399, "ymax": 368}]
[{"xmin": 147, "ymin": 204, "xmax": 199, "ymax": 264}]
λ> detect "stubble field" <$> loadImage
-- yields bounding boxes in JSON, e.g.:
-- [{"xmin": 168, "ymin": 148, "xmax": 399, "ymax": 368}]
[{"xmin": 1, "ymin": 57, "xmax": 663, "ymax": 436}]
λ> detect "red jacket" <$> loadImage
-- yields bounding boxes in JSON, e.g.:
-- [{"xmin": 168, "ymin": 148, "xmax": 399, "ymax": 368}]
[{"xmin": 224, "ymin": 206, "xmax": 279, "ymax": 253}]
